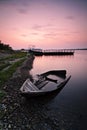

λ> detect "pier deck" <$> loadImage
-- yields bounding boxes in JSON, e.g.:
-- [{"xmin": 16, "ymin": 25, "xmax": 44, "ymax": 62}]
[{"xmin": 29, "ymin": 49, "xmax": 74, "ymax": 56}]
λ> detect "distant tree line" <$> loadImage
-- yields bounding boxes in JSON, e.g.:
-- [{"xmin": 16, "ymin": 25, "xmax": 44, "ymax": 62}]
[{"xmin": 0, "ymin": 40, "xmax": 13, "ymax": 51}]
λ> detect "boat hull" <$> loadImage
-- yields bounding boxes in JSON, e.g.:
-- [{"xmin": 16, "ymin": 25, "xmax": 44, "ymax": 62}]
[{"xmin": 20, "ymin": 75, "xmax": 71, "ymax": 98}]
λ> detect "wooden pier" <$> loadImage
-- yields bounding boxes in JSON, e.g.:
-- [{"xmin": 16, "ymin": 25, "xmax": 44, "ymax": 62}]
[
  {"xmin": 43, "ymin": 49, "xmax": 74, "ymax": 56},
  {"xmin": 29, "ymin": 49, "xmax": 74, "ymax": 56}
]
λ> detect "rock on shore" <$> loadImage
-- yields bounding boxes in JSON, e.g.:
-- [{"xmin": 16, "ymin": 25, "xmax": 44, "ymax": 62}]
[{"xmin": 0, "ymin": 55, "xmax": 37, "ymax": 129}]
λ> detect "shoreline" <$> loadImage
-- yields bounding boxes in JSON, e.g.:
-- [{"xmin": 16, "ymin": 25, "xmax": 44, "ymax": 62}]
[{"xmin": 0, "ymin": 55, "xmax": 35, "ymax": 129}]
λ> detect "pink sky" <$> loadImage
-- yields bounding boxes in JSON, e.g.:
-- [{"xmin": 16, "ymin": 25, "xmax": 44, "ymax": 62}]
[{"xmin": 0, "ymin": 0, "xmax": 87, "ymax": 49}]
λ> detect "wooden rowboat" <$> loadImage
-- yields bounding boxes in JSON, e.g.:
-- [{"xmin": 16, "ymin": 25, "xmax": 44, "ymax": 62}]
[{"xmin": 20, "ymin": 70, "xmax": 71, "ymax": 97}]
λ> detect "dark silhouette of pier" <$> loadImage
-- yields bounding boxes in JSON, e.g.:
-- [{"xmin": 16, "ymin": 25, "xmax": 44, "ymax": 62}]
[
  {"xmin": 29, "ymin": 49, "xmax": 74, "ymax": 56},
  {"xmin": 43, "ymin": 49, "xmax": 74, "ymax": 56}
]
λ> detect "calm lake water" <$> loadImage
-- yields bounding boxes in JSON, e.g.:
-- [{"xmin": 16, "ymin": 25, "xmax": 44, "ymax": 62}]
[{"xmin": 30, "ymin": 50, "xmax": 87, "ymax": 129}]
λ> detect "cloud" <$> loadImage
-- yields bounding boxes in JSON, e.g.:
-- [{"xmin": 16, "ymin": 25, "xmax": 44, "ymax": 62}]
[
  {"xmin": 31, "ymin": 24, "xmax": 54, "ymax": 31},
  {"xmin": 21, "ymin": 32, "xmax": 39, "ymax": 37},
  {"xmin": 65, "ymin": 15, "xmax": 75, "ymax": 20},
  {"xmin": 0, "ymin": 0, "xmax": 30, "ymax": 11},
  {"xmin": 21, "ymin": 34, "xmax": 27, "ymax": 37},
  {"xmin": 31, "ymin": 33, "xmax": 38, "ymax": 35},
  {"xmin": 32, "ymin": 24, "xmax": 43, "ymax": 30},
  {"xmin": 0, "ymin": 0, "xmax": 11, "ymax": 4},
  {"xmin": 18, "ymin": 8, "xmax": 28, "ymax": 14},
  {"xmin": 44, "ymin": 32, "xmax": 59, "ymax": 38},
  {"xmin": 0, "ymin": 0, "xmax": 16, "ymax": 6},
  {"xmin": 1, "ymin": 0, "xmax": 30, "ymax": 14}
]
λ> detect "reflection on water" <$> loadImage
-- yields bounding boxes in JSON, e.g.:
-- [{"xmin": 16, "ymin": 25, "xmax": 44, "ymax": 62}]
[
  {"xmin": 31, "ymin": 55, "xmax": 74, "ymax": 76},
  {"xmin": 30, "ymin": 50, "xmax": 87, "ymax": 129},
  {"xmin": 31, "ymin": 50, "xmax": 87, "ymax": 78},
  {"xmin": 31, "ymin": 50, "xmax": 87, "ymax": 103}
]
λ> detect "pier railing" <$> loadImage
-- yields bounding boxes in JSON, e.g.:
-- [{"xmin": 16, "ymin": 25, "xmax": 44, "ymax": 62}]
[{"xmin": 43, "ymin": 49, "xmax": 74, "ymax": 53}]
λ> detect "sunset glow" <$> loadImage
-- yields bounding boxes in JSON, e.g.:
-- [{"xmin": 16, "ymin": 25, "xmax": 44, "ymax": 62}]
[{"xmin": 0, "ymin": 0, "xmax": 87, "ymax": 49}]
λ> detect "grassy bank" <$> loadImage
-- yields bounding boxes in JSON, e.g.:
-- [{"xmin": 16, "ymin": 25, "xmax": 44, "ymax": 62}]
[
  {"xmin": 0, "ymin": 58, "xmax": 26, "ymax": 87},
  {"xmin": 0, "ymin": 51, "xmax": 27, "ymax": 61},
  {"xmin": 0, "ymin": 51, "xmax": 27, "ymax": 101}
]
